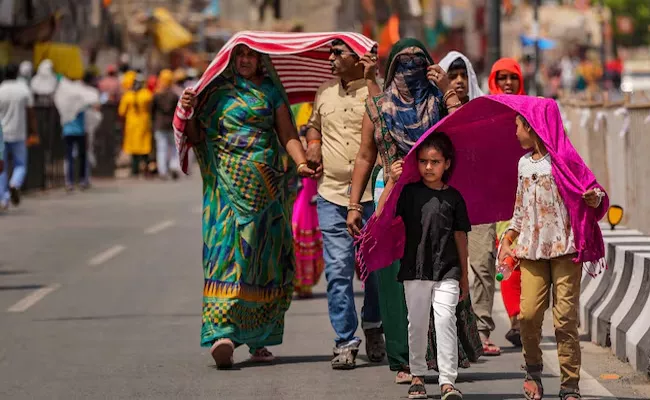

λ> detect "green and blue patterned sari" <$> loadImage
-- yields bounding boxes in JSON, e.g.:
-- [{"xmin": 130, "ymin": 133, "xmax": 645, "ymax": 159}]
[{"xmin": 193, "ymin": 58, "xmax": 297, "ymax": 350}]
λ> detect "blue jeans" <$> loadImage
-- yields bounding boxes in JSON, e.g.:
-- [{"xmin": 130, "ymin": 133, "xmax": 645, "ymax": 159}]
[
  {"xmin": 64, "ymin": 135, "xmax": 88, "ymax": 186},
  {"xmin": 0, "ymin": 140, "xmax": 27, "ymax": 204},
  {"xmin": 317, "ymin": 195, "xmax": 381, "ymax": 346}
]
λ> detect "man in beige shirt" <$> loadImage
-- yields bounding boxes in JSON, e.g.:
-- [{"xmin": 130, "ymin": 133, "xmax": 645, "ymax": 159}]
[{"xmin": 305, "ymin": 39, "xmax": 385, "ymax": 370}]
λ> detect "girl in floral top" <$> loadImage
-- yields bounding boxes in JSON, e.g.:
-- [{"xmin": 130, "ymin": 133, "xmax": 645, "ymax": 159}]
[{"xmin": 498, "ymin": 114, "xmax": 604, "ymax": 400}]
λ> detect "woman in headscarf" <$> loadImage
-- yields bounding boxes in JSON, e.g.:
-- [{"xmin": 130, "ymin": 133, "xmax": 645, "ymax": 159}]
[
  {"xmin": 489, "ymin": 58, "xmax": 525, "ymax": 95},
  {"xmin": 440, "ymin": 52, "xmax": 509, "ymax": 358},
  {"xmin": 490, "ymin": 57, "xmax": 526, "ymax": 350},
  {"xmin": 18, "ymin": 61, "xmax": 32, "ymax": 84},
  {"xmin": 346, "ymin": 39, "xmax": 482, "ymax": 386},
  {"xmin": 118, "ymin": 73, "xmax": 153, "ymax": 177},
  {"xmin": 31, "ymin": 60, "xmax": 59, "ymax": 101},
  {"xmin": 438, "ymin": 51, "xmax": 484, "ymax": 104},
  {"xmin": 178, "ymin": 44, "xmax": 315, "ymax": 368}
]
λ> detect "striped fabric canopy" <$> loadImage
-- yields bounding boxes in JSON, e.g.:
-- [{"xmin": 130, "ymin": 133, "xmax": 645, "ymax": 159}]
[{"xmin": 174, "ymin": 30, "xmax": 377, "ymax": 174}]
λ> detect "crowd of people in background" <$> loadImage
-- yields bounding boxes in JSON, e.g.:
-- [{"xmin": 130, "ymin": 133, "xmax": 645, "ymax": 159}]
[{"xmin": 0, "ymin": 59, "xmax": 208, "ymax": 213}]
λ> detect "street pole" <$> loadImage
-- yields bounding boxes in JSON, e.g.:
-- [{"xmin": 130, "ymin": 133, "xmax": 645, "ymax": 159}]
[
  {"xmin": 533, "ymin": 0, "xmax": 541, "ymax": 96},
  {"xmin": 486, "ymin": 0, "xmax": 501, "ymax": 71}
]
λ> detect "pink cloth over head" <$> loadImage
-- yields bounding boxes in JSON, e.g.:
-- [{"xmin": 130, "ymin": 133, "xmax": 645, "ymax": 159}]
[
  {"xmin": 172, "ymin": 31, "xmax": 377, "ymax": 174},
  {"xmin": 357, "ymin": 95, "xmax": 608, "ymax": 280}
]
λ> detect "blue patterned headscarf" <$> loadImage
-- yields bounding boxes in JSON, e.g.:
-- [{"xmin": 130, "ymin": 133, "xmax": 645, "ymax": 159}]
[{"xmin": 381, "ymin": 40, "xmax": 444, "ymax": 155}]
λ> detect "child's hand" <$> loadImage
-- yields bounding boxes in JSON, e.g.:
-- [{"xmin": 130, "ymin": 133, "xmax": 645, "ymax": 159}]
[
  {"xmin": 498, "ymin": 241, "xmax": 515, "ymax": 264},
  {"xmin": 582, "ymin": 188, "xmax": 602, "ymax": 208},
  {"xmin": 389, "ymin": 160, "xmax": 404, "ymax": 182},
  {"xmin": 459, "ymin": 276, "xmax": 470, "ymax": 301}
]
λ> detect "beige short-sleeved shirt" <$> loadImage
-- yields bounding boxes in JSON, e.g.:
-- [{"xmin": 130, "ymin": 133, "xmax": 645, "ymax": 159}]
[{"xmin": 308, "ymin": 78, "xmax": 373, "ymax": 207}]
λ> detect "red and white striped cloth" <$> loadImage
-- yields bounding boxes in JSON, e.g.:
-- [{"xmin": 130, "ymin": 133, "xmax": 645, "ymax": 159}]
[{"xmin": 173, "ymin": 31, "xmax": 377, "ymax": 174}]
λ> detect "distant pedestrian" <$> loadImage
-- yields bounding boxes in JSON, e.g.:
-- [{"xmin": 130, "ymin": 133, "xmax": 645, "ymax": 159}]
[
  {"xmin": 0, "ymin": 63, "xmax": 36, "ymax": 209},
  {"xmin": 151, "ymin": 69, "xmax": 180, "ymax": 180}
]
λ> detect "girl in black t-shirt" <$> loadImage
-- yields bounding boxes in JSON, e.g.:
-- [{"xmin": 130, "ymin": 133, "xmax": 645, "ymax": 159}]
[{"xmin": 395, "ymin": 133, "xmax": 470, "ymax": 400}]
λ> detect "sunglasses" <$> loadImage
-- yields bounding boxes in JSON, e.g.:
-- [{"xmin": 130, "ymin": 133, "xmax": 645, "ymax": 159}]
[
  {"xmin": 396, "ymin": 54, "xmax": 427, "ymax": 67},
  {"xmin": 329, "ymin": 48, "xmax": 357, "ymax": 57}
]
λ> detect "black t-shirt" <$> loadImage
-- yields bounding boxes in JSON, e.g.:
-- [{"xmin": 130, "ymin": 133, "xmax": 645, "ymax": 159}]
[{"xmin": 395, "ymin": 181, "xmax": 471, "ymax": 282}]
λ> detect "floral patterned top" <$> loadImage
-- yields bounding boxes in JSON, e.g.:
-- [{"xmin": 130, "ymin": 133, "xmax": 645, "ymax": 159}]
[{"xmin": 508, "ymin": 153, "xmax": 576, "ymax": 260}]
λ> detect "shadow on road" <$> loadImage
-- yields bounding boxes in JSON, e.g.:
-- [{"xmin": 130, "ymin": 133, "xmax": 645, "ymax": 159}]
[
  {"xmin": 0, "ymin": 284, "xmax": 44, "ymax": 291},
  {"xmin": 294, "ymin": 291, "xmax": 364, "ymax": 301},
  {"xmin": 218, "ymin": 354, "xmax": 389, "ymax": 370},
  {"xmin": 0, "ymin": 270, "xmax": 28, "ymax": 276},
  {"xmin": 34, "ymin": 313, "xmax": 197, "ymax": 322},
  {"xmin": 424, "ymin": 372, "xmax": 554, "ymax": 384},
  {"xmin": 409, "ymin": 393, "xmax": 635, "ymax": 400}
]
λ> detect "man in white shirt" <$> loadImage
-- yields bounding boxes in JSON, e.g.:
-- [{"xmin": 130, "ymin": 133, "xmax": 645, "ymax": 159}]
[{"xmin": 0, "ymin": 63, "xmax": 36, "ymax": 209}]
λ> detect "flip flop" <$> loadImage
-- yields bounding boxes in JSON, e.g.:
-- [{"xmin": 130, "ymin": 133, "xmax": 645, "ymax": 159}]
[
  {"xmin": 395, "ymin": 371, "xmax": 413, "ymax": 384},
  {"xmin": 250, "ymin": 347, "xmax": 276, "ymax": 363},
  {"xmin": 210, "ymin": 339, "xmax": 234, "ymax": 369},
  {"xmin": 482, "ymin": 339, "xmax": 502, "ymax": 356}
]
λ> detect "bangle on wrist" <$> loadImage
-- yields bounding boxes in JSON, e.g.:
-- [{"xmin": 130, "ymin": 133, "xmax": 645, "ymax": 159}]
[
  {"xmin": 308, "ymin": 139, "xmax": 321, "ymax": 146},
  {"xmin": 347, "ymin": 203, "xmax": 363, "ymax": 213},
  {"xmin": 446, "ymin": 101, "xmax": 462, "ymax": 109},
  {"xmin": 297, "ymin": 162, "xmax": 307, "ymax": 173},
  {"xmin": 443, "ymin": 89, "xmax": 456, "ymax": 103}
]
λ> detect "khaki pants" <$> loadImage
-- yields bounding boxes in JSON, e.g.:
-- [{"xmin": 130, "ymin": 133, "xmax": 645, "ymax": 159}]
[
  {"xmin": 469, "ymin": 223, "xmax": 496, "ymax": 337},
  {"xmin": 520, "ymin": 255, "xmax": 582, "ymax": 390}
]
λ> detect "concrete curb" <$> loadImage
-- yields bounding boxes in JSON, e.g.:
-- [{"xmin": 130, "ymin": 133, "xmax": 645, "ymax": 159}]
[{"xmin": 579, "ymin": 223, "xmax": 650, "ymax": 375}]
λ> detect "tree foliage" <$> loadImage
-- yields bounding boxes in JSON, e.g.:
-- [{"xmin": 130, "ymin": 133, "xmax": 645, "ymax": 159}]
[{"xmin": 598, "ymin": 0, "xmax": 650, "ymax": 46}]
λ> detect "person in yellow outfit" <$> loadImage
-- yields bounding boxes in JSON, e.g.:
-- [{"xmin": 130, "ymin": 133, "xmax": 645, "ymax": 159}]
[{"xmin": 118, "ymin": 74, "xmax": 153, "ymax": 177}]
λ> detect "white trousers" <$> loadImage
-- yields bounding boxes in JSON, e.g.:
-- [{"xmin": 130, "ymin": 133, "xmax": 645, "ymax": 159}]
[
  {"xmin": 404, "ymin": 279, "xmax": 460, "ymax": 386},
  {"xmin": 155, "ymin": 130, "xmax": 180, "ymax": 177}
]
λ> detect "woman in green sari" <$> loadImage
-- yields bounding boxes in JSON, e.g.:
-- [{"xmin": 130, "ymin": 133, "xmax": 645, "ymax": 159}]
[
  {"xmin": 180, "ymin": 44, "xmax": 315, "ymax": 369},
  {"xmin": 347, "ymin": 38, "xmax": 482, "ymax": 386}
]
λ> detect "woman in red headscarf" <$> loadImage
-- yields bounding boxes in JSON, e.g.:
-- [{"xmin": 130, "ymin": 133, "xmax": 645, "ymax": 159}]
[
  {"xmin": 489, "ymin": 58, "xmax": 525, "ymax": 95},
  {"xmin": 491, "ymin": 58, "xmax": 525, "ymax": 349}
]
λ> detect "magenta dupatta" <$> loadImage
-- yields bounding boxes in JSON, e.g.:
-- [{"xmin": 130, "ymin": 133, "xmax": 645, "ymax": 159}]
[{"xmin": 357, "ymin": 95, "xmax": 608, "ymax": 280}]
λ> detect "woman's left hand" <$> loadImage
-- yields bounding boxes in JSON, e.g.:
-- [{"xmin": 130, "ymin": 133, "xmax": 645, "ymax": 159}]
[
  {"xmin": 459, "ymin": 276, "xmax": 470, "ymax": 301},
  {"xmin": 582, "ymin": 188, "xmax": 602, "ymax": 208},
  {"xmin": 427, "ymin": 65, "xmax": 451, "ymax": 93},
  {"xmin": 180, "ymin": 89, "xmax": 197, "ymax": 111},
  {"xmin": 297, "ymin": 163, "xmax": 316, "ymax": 178}
]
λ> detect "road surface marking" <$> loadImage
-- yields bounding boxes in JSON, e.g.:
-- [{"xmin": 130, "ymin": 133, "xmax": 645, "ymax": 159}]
[
  {"xmin": 144, "ymin": 220, "xmax": 176, "ymax": 235},
  {"xmin": 88, "ymin": 245, "xmax": 126, "ymax": 266},
  {"xmin": 7, "ymin": 284, "xmax": 61, "ymax": 313}
]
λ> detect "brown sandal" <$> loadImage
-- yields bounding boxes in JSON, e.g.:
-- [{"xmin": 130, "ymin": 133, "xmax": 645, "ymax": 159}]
[{"xmin": 210, "ymin": 338, "xmax": 234, "ymax": 369}]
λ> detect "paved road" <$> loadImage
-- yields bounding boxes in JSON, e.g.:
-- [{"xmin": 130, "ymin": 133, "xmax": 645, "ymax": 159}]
[{"xmin": 0, "ymin": 176, "xmax": 648, "ymax": 399}]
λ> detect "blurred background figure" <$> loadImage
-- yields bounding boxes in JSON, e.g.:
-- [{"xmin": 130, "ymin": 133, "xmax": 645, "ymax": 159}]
[
  {"xmin": 151, "ymin": 69, "xmax": 180, "ymax": 180},
  {"xmin": 118, "ymin": 73, "xmax": 153, "ymax": 178}
]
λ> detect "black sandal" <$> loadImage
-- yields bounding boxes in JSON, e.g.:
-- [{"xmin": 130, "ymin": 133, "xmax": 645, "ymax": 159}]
[
  {"xmin": 559, "ymin": 388, "xmax": 581, "ymax": 400},
  {"xmin": 505, "ymin": 328, "xmax": 522, "ymax": 347},
  {"xmin": 408, "ymin": 382, "xmax": 427, "ymax": 399},
  {"xmin": 441, "ymin": 385, "xmax": 463, "ymax": 400}
]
